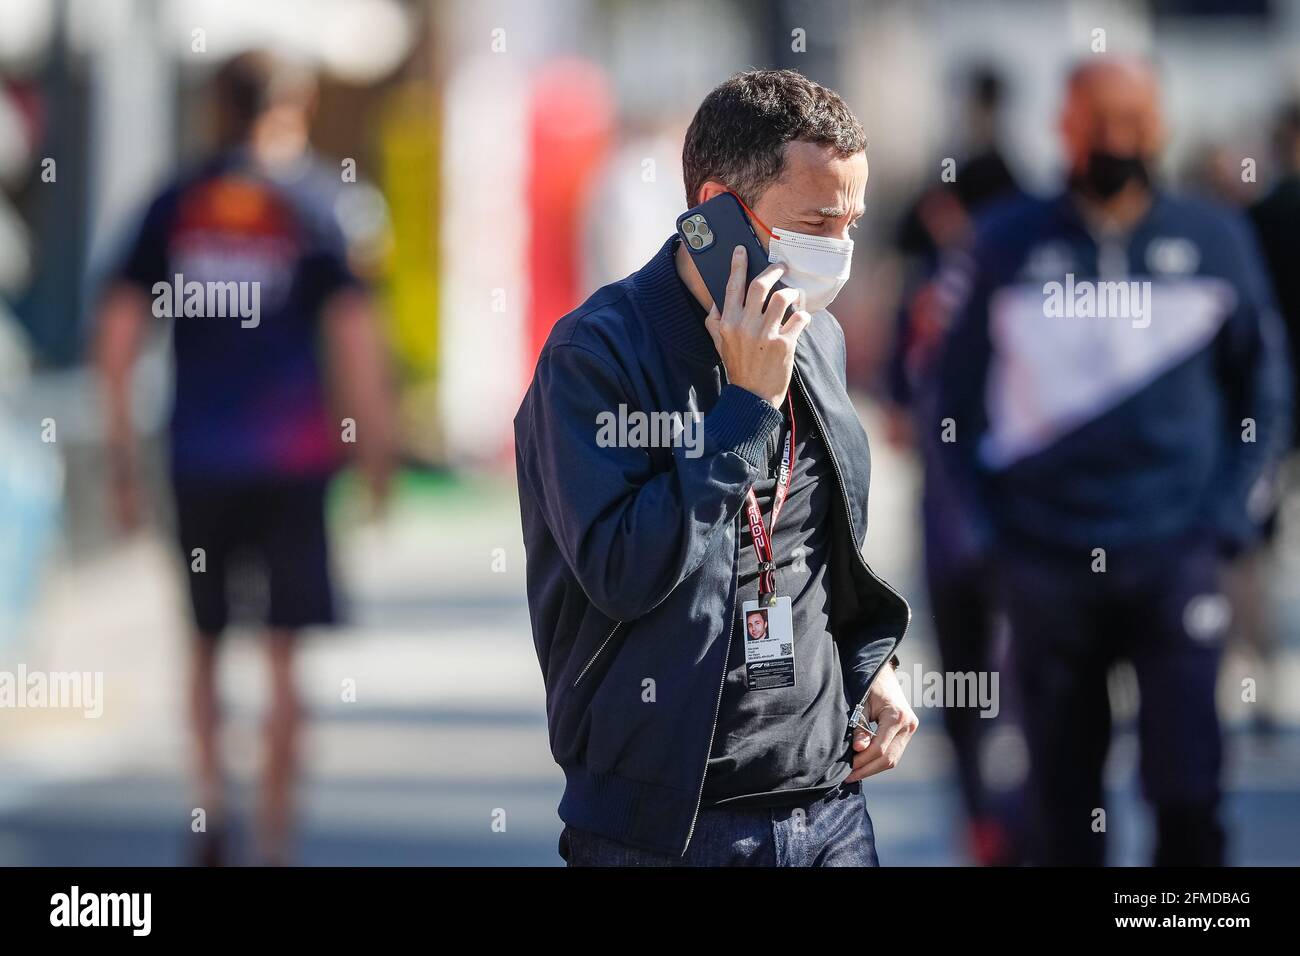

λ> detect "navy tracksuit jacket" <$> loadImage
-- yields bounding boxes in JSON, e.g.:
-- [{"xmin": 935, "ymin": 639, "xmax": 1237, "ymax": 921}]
[{"xmin": 936, "ymin": 189, "xmax": 1292, "ymax": 864}]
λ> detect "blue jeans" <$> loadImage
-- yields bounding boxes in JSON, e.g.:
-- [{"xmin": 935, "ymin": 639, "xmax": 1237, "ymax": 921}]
[{"xmin": 559, "ymin": 781, "xmax": 878, "ymax": 866}]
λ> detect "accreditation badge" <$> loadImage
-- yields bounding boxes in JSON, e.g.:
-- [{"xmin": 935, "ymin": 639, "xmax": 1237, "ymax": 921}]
[{"xmin": 740, "ymin": 596, "xmax": 795, "ymax": 690}]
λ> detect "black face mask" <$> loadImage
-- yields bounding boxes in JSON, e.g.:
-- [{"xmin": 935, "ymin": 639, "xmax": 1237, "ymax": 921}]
[{"xmin": 1073, "ymin": 149, "xmax": 1150, "ymax": 200}]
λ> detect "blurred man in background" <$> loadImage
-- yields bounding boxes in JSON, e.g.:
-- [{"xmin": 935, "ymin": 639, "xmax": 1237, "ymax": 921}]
[
  {"xmin": 94, "ymin": 51, "xmax": 394, "ymax": 865},
  {"xmin": 938, "ymin": 57, "xmax": 1291, "ymax": 865},
  {"xmin": 892, "ymin": 66, "xmax": 1021, "ymax": 281},
  {"xmin": 886, "ymin": 65, "xmax": 1025, "ymax": 866}
]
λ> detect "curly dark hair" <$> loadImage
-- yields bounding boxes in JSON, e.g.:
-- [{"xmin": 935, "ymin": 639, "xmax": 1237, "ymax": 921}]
[{"xmin": 682, "ymin": 69, "xmax": 866, "ymax": 207}]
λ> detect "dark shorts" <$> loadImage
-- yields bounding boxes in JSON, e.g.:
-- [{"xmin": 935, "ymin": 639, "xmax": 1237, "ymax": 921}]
[
  {"xmin": 172, "ymin": 475, "xmax": 337, "ymax": 638},
  {"xmin": 558, "ymin": 781, "xmax": 877, "ymax": 867}
]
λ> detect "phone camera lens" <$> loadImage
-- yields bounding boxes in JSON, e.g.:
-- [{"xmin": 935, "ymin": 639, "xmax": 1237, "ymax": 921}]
[
  {"xmin": 689, "ymin": 235, "xmax": 704, "ymax": 249},
  {"xmin": 682, "ymin": 220, "xmax": 695, "ymax": 234}
]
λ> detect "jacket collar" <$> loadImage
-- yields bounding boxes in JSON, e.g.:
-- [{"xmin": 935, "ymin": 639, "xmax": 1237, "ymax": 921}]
[
  {"xmin": 1055, "ymin": 187, "xmax": 1169, "ymax": 240},
  {"xmin": 628, "ymin": 235, "xmax": 722, "ymax": 365}
]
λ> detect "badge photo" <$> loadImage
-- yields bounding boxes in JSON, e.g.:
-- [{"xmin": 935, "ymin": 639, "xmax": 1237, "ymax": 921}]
[{"xmin": 741, "ymin": 597, "xmax": 795, "ymax": 690}]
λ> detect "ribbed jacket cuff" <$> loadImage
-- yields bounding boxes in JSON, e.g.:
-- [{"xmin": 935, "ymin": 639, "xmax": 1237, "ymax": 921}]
[{"xmin": 705, "ymin": 384, "xmax": 784, "ymax": 469}]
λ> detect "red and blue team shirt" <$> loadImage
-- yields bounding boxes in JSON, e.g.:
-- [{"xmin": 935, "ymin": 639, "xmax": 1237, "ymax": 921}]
[{"xmin": 114, "ymin": 148, "xmax": 361, "ymax": 482}]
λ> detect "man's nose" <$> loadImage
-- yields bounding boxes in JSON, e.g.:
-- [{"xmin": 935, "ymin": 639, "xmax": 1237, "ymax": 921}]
[{"xmin": 1097, "ymin": 118, "xmax": 1143, "ymax": 155}]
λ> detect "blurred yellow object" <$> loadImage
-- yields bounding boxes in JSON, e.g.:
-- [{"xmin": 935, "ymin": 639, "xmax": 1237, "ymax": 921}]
[
  {"xmin": 371, "ymin": 83, "xmax": 443, "ymax": 466},
  {"xmin": 380, "ymin": 84, "xmax": 440, "ymax": 385}
]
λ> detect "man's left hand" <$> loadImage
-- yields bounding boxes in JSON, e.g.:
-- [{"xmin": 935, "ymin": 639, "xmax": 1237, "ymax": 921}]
[{"xmin": 846, "ymin": 664, "xmax": 918, "ymax": 782}]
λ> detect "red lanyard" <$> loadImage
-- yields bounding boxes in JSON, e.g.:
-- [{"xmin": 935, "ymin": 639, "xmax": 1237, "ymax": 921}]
[{"xmin": 743, "ymin": 391, "xmax": 797, "ymax": 605}]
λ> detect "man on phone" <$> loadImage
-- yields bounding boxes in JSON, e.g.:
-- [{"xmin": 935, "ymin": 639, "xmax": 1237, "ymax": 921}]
[{"xmin": 515, "ymin": 69, "xmax": 915, "ymax": 867}]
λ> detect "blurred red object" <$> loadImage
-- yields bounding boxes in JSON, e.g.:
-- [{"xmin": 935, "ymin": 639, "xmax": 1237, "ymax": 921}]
[{"xmin": 525, "ymin": 59, "xmax": 614, "ymax": 366}]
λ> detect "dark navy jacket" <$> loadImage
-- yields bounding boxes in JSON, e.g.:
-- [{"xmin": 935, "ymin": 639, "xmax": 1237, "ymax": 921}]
[
  {"xmin": 514, "ymin": 236, "xmax": 910, "ymax": 856},
  {"xmin": 937, "ymin": 190, "xmax": 1292, "ymax": 557}
]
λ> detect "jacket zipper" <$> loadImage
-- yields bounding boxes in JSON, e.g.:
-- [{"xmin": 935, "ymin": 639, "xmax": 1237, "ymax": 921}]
[
  {"xmin": 685, "ymin": 366, "xmax": 912, "ymax": 854},
  {"xmin": 682, "ymin": 366, "xmax": 914, "ymax": 854},
  {"xmin": 791, "ymin": 367, "xmax": 911, "ymax": 700},
  {"xmin": 572, "ymin": 622, "xmax": 622, "ymax": 689}
]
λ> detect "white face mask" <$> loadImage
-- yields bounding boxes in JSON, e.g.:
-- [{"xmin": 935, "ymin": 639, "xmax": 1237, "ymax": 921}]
[{"xmin": 767, "ymin": 227, "xmax": 854, "ymax": 313}]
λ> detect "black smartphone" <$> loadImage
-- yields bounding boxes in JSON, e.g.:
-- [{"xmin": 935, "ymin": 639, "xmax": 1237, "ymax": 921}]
[{"xmin": 676, "ymin": 193, "xmax": 786, "ymax": 313}]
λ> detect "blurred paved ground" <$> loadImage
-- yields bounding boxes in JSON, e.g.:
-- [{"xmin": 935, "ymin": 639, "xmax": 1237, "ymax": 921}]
[{"xmin": 1, "ymin": 407, "xmax": 1298, "ymax": 866}]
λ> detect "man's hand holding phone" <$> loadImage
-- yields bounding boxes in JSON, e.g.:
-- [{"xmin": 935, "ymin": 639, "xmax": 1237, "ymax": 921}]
[{"xmin": 704, "ymin": 245, "xmax": 812, "ymax": 408}]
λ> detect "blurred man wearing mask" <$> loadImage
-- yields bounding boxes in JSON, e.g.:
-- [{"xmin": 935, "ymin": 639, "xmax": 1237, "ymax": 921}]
[
  {"xmin": 516, "ymin": 70, "xmax": 914, "ymax": 866},
  {"xmin": 96, "ymin": 51, "xmax": 394, "ymax": 865},
  {"xmin": 938, "ymin": 58, "xmax": 1291, "ymax": 865}
]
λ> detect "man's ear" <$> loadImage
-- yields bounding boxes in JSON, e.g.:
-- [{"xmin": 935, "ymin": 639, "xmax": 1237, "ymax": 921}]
[{"xmin": 696, "ymin": 180, "xmax": 729, "ymax": 204}]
